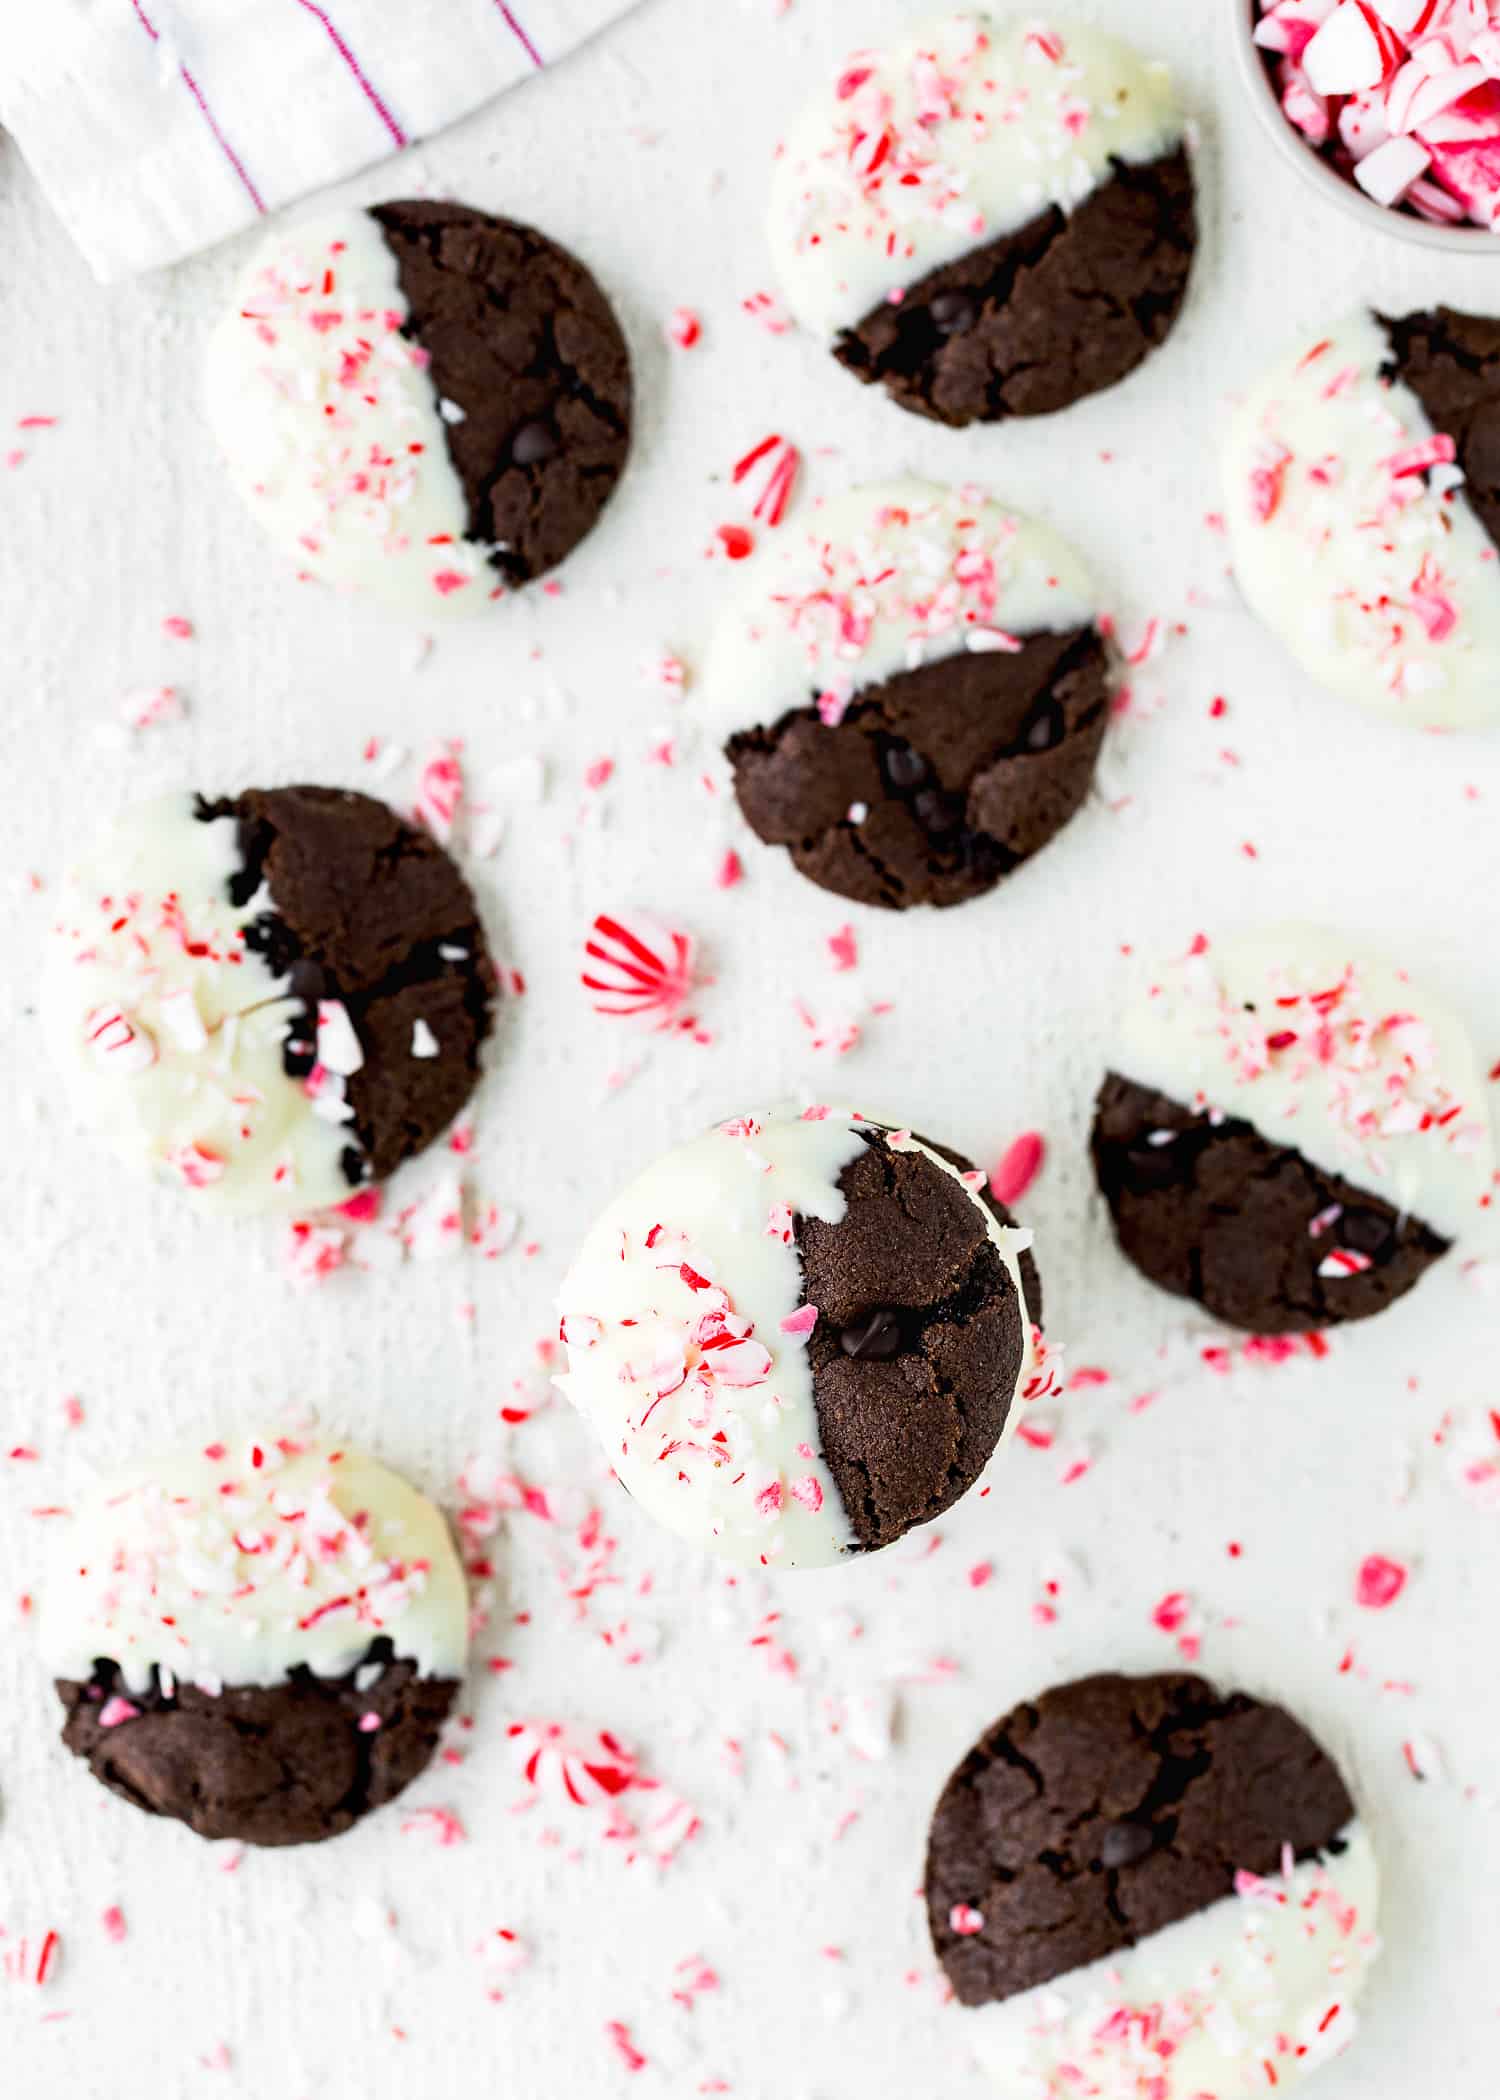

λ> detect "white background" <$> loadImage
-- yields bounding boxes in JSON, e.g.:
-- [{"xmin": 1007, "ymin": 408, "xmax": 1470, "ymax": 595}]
[{"xmin": 2, "ymin": 3, "xmax": 1499, "ymax": 2096}]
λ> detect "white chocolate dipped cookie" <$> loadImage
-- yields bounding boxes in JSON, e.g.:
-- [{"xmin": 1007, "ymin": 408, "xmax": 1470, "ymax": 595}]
[
  {"xmin": 769, "ymin": 14, "xmax": 1195, "ymax": 425},
  {"xmin": 557, "ymin": 1107, "xmax": 1055, "ymax": 1569}
]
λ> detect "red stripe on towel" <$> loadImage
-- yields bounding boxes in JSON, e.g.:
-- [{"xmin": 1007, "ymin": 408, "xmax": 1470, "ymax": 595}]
[
  {"xmin": 128, "ymin": 0, "xmax": 267, "ymax": 212},
  {"xmin": 292, "ymin": 0, "xmax": 407, "ymax": 146},
  {"xmin": 492, "ymin": 1, "xmax": 544, "ymax": 67}
]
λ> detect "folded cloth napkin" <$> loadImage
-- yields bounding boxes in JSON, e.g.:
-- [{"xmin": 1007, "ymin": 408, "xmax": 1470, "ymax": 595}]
[{"xmin": 0, "ymin": 0, "xmax": 640, "ymax": 281}]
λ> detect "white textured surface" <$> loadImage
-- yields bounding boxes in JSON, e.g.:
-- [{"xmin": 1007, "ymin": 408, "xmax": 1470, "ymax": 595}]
[{"xmin": 2, "ymin": 3, "xmax": 1499, "ymax": 2098}]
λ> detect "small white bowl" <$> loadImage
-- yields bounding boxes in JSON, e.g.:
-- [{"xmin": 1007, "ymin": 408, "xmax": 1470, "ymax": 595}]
[{"xmin": 1230, "ymin": 0, "xmax": 1500, "ymax": 253}]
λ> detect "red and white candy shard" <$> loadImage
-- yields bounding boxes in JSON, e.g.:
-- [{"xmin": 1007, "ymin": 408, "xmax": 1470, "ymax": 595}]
[
  {"xmin": 769, "ymin": 14, "xmax": 1185, "ymax": 337},
  {"xmin": 554, "ymin": 1112, "xmax": 1038, "ymax": 1570},
  {"xmin": 42, "ymin": 795, "xmax": 359, "ymax": 1214},
  {"xmin": 969, "ymin": 1826, "xmax": 1379, "ymax": 2099},
  {"xmin": 1118, "ymin": 925, "xmax": 1495, "ymax": 1244},
  {"xmin": 1258, "ymin": 0, "xmax": 1500, "ymax": 229},
  {"xmin": 39, "ymin": 1442, "xmax": 468, "ymax": 1695},
  {"xmin": 1224, "ymin": 309, "xmax": 1500, "ymax": 727},
  {"xmin": 204, "ymin": 213, "xmax": 490, "ymax": 618},
  {"xmin": 703, "ymin": 478, "xmax": 1098, "ymax": 753},
  {"xmin": 581, "ymin": 913, "xmax": 701, "ymax": 1030}
]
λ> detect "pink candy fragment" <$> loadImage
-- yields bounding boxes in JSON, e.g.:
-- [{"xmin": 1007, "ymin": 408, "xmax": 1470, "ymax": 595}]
[
  {"xmin": 990, "ymin": 1131, "xmax": 1045, "ymax": 1207},
  {"xmin": 1356, "ymin": 1552, "xmax": 1409, "ymax": 1607}
]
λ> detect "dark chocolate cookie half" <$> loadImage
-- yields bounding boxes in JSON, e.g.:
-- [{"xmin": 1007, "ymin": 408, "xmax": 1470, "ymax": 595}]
[
  {"xmin": 798, "ymin": 1128, "xmax": 1041, "ymax": 1551},
  {"xmin": 728, "ymin": 626, "xmax": 1111, "ymax": 911},
  {"xmin": 927, "ymin": 1673, "xmax": 1358, "ymax": 2007},
  {"xmin": 770, "ymin": 18, "xmax": 1194, "ymax": 427},
  {"xmin": 202, "ymin": 784, "xmax": 495, "ymax": 1192},
  {"xmin": 834, "ymin": 150, "xmax": 1197, "ymax": 429},
  {"xmin": 1092, "ymin": 1072, "xmax": 1449, "ymax": 1334},
  {"xmin": 371, "ymin": 200, "xmax": 632, "ymax": 585},
  {"xmin": 58, "ymin": 1648, "xmax": 459, "ymax": 1849}
]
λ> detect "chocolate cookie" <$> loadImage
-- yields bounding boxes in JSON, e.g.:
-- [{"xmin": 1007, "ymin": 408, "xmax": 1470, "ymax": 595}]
[
  {"xmin": 710, "ymin": 482, "xmax": 1113, "ymax": 912},
  {"xmin": 1225, "ymin": 305, "xmax": 1500, "ymax": 728},
  {"xmin": 925, "ymin": 1673, "xmax": 1380, "ymax": 2097},
  {"xmin": 558, "ymin": 1110, "xmax": 1050, "ymax": 1568},
  {"xmin": 205, "ymin": 201, "xmax": 631, "ymax": 616},
  {"xmin": 770, "ymin": 16, "xmax": 1195, "ymax": 427},
  {"xmin": 43, "ymin": 1443, "xmax": 469, "ymax": 1848},
  {"xmin": 1091, "ymin": 927, "xmax": 1493, "ymax": 1334},
  {"xmin": 59, "ymin": 1651, "xmax": 457, "ymax": 1850},
  {"xmin": 43, "ymin": 786, "xmax": 495, "ymax": 1215}
]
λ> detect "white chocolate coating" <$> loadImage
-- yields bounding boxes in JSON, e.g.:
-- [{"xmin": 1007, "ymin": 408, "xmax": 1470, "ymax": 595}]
[
  {"xmin": 41, "ymin": 1441, "xmax": 469, "ymax": 1694},
  {"xmin": 205, "ymin": 210, "xmax": 492, "ymax": 620},
  {"xmin": 42, "ymin": 794, "xmax": 355, "ymax": 1216},
  {"xmin": 556, "ymin": 1111, "xmax": 1036, "ymax": 1570},
  {"xmin": 704, "ymin": 480, "xmax": 1100, "ymax": 737},
  {"xmin": 1224, "ymin": 310, "xmax": 1500, "ymax": 730},
  {"xmin": 966, "ymin": 1822, "xmax": 1379, "ymax": 2100},
  {"xmin": 769, "ymin": 14, "xmax": 1185, "ymax": 339},
  {"xmin": 1115, "ymin": 926, "xmax": 1495, "ymax": 1242}
]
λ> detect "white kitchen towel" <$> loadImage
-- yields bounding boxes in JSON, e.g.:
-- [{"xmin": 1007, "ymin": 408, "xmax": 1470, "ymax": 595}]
[{"xmin": 0, "ymin": 0, "xmax": 641, "ymax": 281}]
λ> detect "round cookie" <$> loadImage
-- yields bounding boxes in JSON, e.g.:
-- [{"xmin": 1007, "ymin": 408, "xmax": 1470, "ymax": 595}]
[
  {"xmin": 711, "ymin": 481, "xmax": 1114, "ymax": 911},
  {"xmin": 1091, "ymin": 926, "xmax": 1495, "ymax": 1333},
  {"xmin": 926, "ymin": 1673, "xmax": 1380, "ymax": 2099},
  {"xmin": 43, "ymin": 785, "xmax": 495, "ymax": 1215},
  {"xmin": 769, "ymin": 13, "xmax": 1196, "ymax": 427},
  {"xmin": 556, "ymin": 1109, "xmax": 1046, "ymax": 1568},
  {"xmin": 1225, "ymin": 306, "xmax": 1500, "ymax": 729},
  {"xmin": 42, "ymin": 1440, "xmax": 468, "ymax": 1847},
  {"xmin": 205, "ymin": 200, "xmax": 632, "ymax": 616}
]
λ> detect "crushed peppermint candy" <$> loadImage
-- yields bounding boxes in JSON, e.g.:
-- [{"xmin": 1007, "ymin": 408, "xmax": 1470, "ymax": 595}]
[
  {"xmin": 1256, "ymin": 0, "xmax": 1500, "ymax": 227},
  {"xmin": 581, "ymin": 912, "xmax": 706, "ymax": 1035}
]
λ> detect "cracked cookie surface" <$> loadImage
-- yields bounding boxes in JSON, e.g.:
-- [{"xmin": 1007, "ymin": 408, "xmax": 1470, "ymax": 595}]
[
  {"xmin": 1092, "ymin": 1072, "xmax": 1448, "ymax": 1334},
  {"xmin": 832, "ymin": 150, "xmax": 1197, "ymax": 428},
  {"xmin": 798, "ymin": 1131, "xmax": 1038, "ymax": 1551},
  {"xmin": 202, "ymin": 785, "xmax": 496, "ymax": 1192},
  {"xmin": 373, "ymin": 199, "xmax": 632, "ymax": 584},
  {"xmin": 58, "ymin": 1647, "xmax": 460, "ymax": 1848},
  {"xmin": 726, "ymin": 628, "xmax": 1112, "ymax": 911},
  {"xmin": 926, "ymin": 1672, "xmax": 1356, "ymax": 2007}
]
